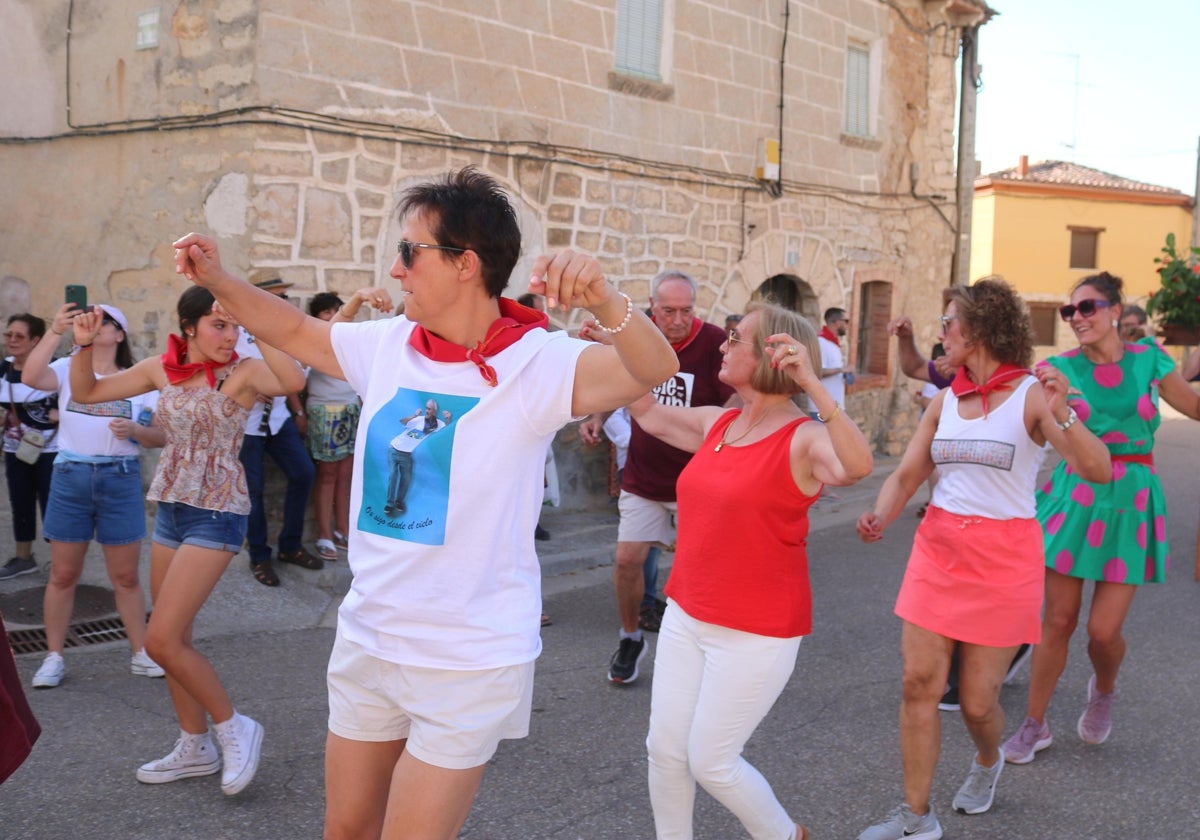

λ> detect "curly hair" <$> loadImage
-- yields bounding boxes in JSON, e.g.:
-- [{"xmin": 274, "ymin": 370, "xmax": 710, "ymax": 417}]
[
  {"xmin": 943, "ymin": 276, "xmax": 1033, "ymax": 368},
  {"xmin": 744, "ymin": 302, "xmax": 821, "ymax": 395}
]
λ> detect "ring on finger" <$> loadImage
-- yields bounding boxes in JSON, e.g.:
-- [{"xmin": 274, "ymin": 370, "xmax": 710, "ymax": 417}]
[{"xmin": 787, "ymin": 345, "xmax": 797, "ymax": 355}]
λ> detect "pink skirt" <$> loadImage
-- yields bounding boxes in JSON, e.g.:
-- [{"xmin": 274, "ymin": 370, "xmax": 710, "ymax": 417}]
[{"xmin": 894, "ymin": 506, "xmax": 1044, "ymax": 647}]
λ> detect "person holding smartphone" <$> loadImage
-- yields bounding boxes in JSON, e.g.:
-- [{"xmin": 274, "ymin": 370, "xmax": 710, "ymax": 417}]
[{"xmin": 21, "ymin": 302, "xmax": 167, "ymax": 689}]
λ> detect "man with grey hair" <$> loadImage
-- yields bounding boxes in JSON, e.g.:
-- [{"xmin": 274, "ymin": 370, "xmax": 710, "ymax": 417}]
[{"xmin": 581, "ymin": 269, "xmax": 733, "ymax": 684}]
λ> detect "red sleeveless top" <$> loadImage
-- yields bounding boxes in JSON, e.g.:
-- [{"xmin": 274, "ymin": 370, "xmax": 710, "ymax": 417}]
[{"xmin": 665, "ymin": 410, "xmax": 819, "ymax": 638}]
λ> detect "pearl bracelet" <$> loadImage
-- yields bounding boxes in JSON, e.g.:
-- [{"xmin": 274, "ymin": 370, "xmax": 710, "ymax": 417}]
[{"xmin": 594, "ymin": 292, "xmax": 634, "ymax": 335}]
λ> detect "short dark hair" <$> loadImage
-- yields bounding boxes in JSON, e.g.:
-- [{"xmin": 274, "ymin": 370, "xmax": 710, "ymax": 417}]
[
  {"xmin": 1073, "ymin": 271, "xmax": 1124, "ymax": 306},
  {"xmin": 1122, "ymin": 303, "xmax": 1147, "ymax": 324},
  {"xmin": 7, "ymin": 313, "xmax": 46, "ymax": 340},
  {"xmin": 308, "ymin": 292, "xmax": 344, "ymax": 318},
  {"xmin": 823, "ymin": 308, "xmax": 846, "ymax": 324},
  {"xmin": 398, "ymin": 166, "xmax": 521, "ymax": 299}
]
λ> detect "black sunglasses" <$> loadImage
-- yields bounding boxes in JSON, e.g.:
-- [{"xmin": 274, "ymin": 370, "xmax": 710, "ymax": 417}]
[
  {"xmin": 1058, "ymin": 299, "xmax": 1112, "ymax": 321},
  {"xmin": 397, "ymin": 239, "xmax": 467, "ymax": 269}
]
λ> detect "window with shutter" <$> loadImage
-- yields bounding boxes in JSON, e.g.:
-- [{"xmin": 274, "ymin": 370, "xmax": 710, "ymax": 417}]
[
  {"xmin": 856, "ymin": 281, "xmax": 892, "ymax": 375},
  {"xmin": 1068, "ymin": 227, "xmax": 1102, "ymax": 270},
  {"xmin": 615, "ymin": 0, "xmax": 664, "ymax": 81},
  {"xmin": 845, "ymin": 44, "xmax": 870, "ymax": 137},
  {"xmin": 1028, "ymin": 302, "xmax": 1058, "ymax": 346}
]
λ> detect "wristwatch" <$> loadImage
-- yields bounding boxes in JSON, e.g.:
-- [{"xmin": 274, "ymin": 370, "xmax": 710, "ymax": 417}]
[{"xmin": 1054, "ymin": 407, "xmax": 1078, "ymax": 431}]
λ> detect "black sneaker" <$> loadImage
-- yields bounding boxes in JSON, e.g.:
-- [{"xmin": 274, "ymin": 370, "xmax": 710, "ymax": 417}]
[
  {"xmin": 534, "ymin": 524, "xmax": 551, "ymax": 541},
  {"xmin": 0, "ymin": 556, "xmax": 37, "ymax": 580},
  {"xmin": 607, "ymin": 637, "xmax": 647, "ymax": 684},
  {"xmin": 938, "ymin": 683, "xmax": 961, "ymax": 712}
]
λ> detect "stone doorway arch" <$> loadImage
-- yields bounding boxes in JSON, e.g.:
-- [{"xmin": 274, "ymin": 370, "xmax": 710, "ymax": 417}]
[{"xmin": 752, "ymin": 273, "xmax": 820, "ymax": 327}]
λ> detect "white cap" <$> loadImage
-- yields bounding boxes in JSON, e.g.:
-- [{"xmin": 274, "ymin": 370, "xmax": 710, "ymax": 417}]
[{"xmin": 95, "ymin": 304, "xmax": 129, "ymax": 334}]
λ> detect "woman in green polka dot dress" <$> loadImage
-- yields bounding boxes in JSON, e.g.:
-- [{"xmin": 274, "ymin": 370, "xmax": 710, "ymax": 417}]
[{"xmin": 1002, "ymin": 272, "xmax": 1200, "ymax": 765}]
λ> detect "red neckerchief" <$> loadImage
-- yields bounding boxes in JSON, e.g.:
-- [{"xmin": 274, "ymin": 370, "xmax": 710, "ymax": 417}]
[
  {"xmin": 819, "ymin": 325, "xmax": 840, "ymax": 344},
  {"xmin": 950, "ymin": 362, "xmax": 1030, "ymax": 418},
  {"xmin": 161, "ymin": 333, "xmax": 237, "ymax": 387},
  {"xmin": 408, "ymin": 298, "xmax": 548, "ymax": 387},
  {"xmin": 659, "ymin": 316, "xmax": 702, "ymax": 353}
]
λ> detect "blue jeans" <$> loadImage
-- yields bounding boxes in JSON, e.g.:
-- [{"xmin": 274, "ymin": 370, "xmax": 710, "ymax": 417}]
[
  {"xmin": 238, "ymin": 417, "xmax": 315, "ymax": 564},
  {"xmin": 642, "ymin": 545, "xmax": 661, "ymax": 607},
  {"xmin": 44, "ymin": 456, "xmax": 146, "ymax": 545}
]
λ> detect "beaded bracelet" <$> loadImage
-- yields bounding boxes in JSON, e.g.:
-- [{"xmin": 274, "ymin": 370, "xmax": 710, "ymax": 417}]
[
  {"xmin": 817, "ymin": 404, "xmax": 841, "ymax": 423},
  {"xmin": 594, "ymin": 292, "xmax": 634, "ymax": 335}
]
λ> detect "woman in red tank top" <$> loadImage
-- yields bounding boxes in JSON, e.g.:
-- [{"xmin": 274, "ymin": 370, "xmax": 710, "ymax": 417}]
[{"xmin": 630, "ymin": 302, "xmax": 874, "ymax": 840}]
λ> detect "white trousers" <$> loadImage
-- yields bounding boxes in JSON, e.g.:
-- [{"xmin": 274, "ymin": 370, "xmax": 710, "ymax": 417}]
[{"xmin": 646, "ymin": 600, "xmax": 803, "ymax": 840}]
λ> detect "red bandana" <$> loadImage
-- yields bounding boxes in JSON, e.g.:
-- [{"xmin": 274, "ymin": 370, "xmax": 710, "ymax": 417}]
[
  {"xmin": 950, "ymin": 362, "xmax": 1030, "ymax": 418},
  {"xmin": 819, "ymin": 325, "xmax": 840, "ymax": 344},
  {"xmin": 408, "ymin": 298, "xmax": 548, "ymax": 387},
  {"xmin": 160, "ymin": 333, "xmax": 237, "ymax": 387}
]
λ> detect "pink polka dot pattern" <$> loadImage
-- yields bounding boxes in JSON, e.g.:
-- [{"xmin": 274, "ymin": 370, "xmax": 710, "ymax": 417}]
[
  {"xmin": 1071, "ymin": 484, "xmax": 1094, "ymax": 506},
  {"xmin": 1134, "ymin": 488, "xmax": 1150, "ymax": 511},
  {"xmin": 1086, "ymin": 520, "xmax": 1106, "ymax": 547},
  {"xmin": 1046, "ymin": 512, "xmax": 1066, "ymax": 535},
  {"xmin": 1111, "ymin": 461, "xmax": 1126, "ymax": 482},
  {"xmin": 1054, "ymin": 550, "xmax": 1074, "ymax": 574},
  {"xmin": 1136, "ymin": 522, "xmax": 1147, "ymax": 549},
  {"xmin": 1145, "ymin": 554, "xmax": 1156, "ymax": 580},
  {"xmin": 1040, "ymin": 480, "xmax": 1053, "ymax": 494},
  {"xmin": 1102, "ymin": 557, "xmax": 1127, "ymax": 582},
  {"xmin": 1093, "ymin": 364, "xmax": 1123, "ymax": 389},
  {"xmin": 1100, "ymin": 431, "xmax": 1129, "ymax": 444},
  {"xmin": 1136, "ymin": 393, "xmax": 1157, "ymax": 420},
  {"xmin": 1127, "ymin": 343, "xmax": 1148, "ymax": 354},
  {"xmin": 1155, "ymin": 516, "xmax": 1166, "ymax": 542},
  {"xmin": 1073, "ymin": 400, "xmax": 1090, "ymax": 422}
]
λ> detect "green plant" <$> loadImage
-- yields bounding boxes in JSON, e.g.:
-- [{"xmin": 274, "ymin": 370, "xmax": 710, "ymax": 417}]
[{"xmin": 1147, "ymin": 232, "xmax": 1200, "ymax": 329}]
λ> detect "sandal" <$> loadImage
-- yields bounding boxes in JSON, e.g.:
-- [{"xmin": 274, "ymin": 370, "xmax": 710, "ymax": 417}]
[
  {"xmin": 916, "ymin": 503, "xmax": 928, "ymax": 518},
  {"xmin": 279, "ymin": 549, "xmax": 324, "ymax": 570},
  {"xmin": 333, "ymin": 530, "xmax": 349, "ymax": 549},
  {"xmin": 315, "ymin": 539, "xmax": 338, "ymax": 561},
  {"xmin": 251, "ymin": 560, "xmax": 280, "ymax": 587},
  {"xmin": 540, "ymin": 613, "xmax": 553, "ymax": 627}
]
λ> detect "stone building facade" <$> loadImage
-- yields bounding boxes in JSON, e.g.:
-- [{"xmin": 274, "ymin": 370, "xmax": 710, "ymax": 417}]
[{"xmin": 0, "ymin": 0, "xmax": 984, "ymax": 509}]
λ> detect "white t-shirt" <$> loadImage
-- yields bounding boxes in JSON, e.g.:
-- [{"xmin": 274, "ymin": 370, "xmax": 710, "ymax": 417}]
[
  {"xmin": 331, "ymin": 315, "xmax": 588, "ymax": 669},
  {"xmin": 51, "ymin": 357, "xmax": 159, "ymax": 457},
  {"xmin": 235, "ymin": 328, "xmax": 297, "ymax": 435},
  {"xmin": 1, "ymin": 355, "xmax": 61, "ymax": 453},
  {"xmin": 816, "ymin": 334, "xmax": 845, "ymax": 411}
]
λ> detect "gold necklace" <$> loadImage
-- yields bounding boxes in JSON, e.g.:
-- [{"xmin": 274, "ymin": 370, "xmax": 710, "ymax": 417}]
[{"xmin": 714, "ymin": 407, "xmax": 777, "ymax": 452}]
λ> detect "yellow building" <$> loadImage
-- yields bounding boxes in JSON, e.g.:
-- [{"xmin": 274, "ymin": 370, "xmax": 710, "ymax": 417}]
[{"xmin": 971, "ymin": 157, "xmax": 1194, "ymax": 349}]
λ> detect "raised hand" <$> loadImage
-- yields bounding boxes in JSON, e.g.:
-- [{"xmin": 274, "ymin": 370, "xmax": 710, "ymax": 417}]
[
  {"xmin": 528, "ymin": 250, "xmax": 614, "ymax": 315},
  {"xmin": 71, "ymin": 307, "xmax": 104, "ymax": 346}
]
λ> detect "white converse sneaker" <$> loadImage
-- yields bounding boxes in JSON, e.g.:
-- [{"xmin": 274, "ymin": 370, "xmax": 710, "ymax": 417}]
[
  {"xmin": 216, "ymin": 712, "xmax": 264, "ymax": 795},
  {"xmin": 32, "ymin": 652, "xmax": 65, "ymax": 689},
  {"xmin": 136, "ymin": 731, "xmax": 220, "ymax": 783},
  {"xmin": 131, "ymin": 648, "xmax": 165, "ymax": 678}
]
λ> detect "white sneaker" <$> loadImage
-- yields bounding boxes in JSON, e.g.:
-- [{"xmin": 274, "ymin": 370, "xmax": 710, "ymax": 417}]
[
  {"xmin": 131, "ymin": 648, "xmax": 166, "ymax": 678},
  {"xmin": 136, "ymin": 731, "xmax": 220, "ymax": 783},
  {"xmin": 32, "ymin": 652, "xmax": 65, "ymax": 689},
  {"xmin": 216, "ymin": 712, "xmax": 264, "ymax": 795}
]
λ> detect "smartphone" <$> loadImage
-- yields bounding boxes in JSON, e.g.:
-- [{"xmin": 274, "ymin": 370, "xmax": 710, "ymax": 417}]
[{"xmin": 65, "ymin": 284, "xmax": 88, "ymax": 312}]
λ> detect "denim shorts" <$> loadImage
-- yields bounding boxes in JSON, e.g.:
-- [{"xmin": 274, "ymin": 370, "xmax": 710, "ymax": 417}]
[
  {"xmin": 44, "ymin": 457, "xmax": 147, "ymax": 546},
  {"xmin": 152, "ymin": 501, "xmax": 247, "ymax": 553}
]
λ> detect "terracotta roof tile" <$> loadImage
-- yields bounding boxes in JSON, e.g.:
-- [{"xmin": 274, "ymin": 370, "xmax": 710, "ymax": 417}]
[{"xmin": 982, "ymin": 160, "xmax": 1185, "ymax": 196}]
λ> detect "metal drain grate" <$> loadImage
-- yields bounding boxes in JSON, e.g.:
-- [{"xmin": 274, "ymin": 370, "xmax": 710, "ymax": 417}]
[{"xmin": 7, "ymin": 616, "xmax": 130, "ymax": 655}]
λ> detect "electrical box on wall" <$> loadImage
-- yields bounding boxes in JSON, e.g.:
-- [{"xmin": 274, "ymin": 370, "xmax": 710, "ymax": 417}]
[
  {"xmin": 755, "ymin": 138, "xmax": 780, "ymax": 181},
  {"xmin": 136, "ymin": 9, "xmax": 160, "ymax": 50}
]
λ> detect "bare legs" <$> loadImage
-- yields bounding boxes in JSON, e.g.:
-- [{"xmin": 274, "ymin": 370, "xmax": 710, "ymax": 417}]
[
  {"xmin": 324, "ymin": 734, "xmax": 485, "ymax": 840},
  {"xmin": 614, "ymin": 541, "xmax": 651, "ymax": 633},
  {"xmin": 42, "ymin": 540, "xmax": 149, "ymax": 654},
  {"xmin": 897, "ymin": 622, "xmax": 1014, "ymax": 813},
  {"xmin": 313, "ymin": 456, "xmax": 353, "ymax": 544},
  {"xmin": 1023, "ymin": 570, "xmax": 1137, "ymax": 723},
  {"xmin": 143, "ymin": 541, "xmax": 236, "ymax": 733}
]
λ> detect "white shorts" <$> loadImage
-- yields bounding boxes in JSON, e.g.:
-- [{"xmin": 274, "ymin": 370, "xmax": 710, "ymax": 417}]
[
  {"xmin": 326, "ymin": 628, "xmax": 535, "ymax": 770},
  {"xmin": 617, "ymin": 490, "xmax": 677, "ymax": 548}
]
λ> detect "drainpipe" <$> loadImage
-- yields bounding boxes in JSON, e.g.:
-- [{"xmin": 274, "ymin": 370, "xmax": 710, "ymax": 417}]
[{"xmin": 951, "ymin": 22, "xmax": 982, "ymax": 286}]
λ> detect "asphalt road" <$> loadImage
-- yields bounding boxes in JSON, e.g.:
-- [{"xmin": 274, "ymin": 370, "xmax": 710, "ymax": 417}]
[{"xmin": 2, "ymin": 414, "xmax": 1197, "ymax": 839}]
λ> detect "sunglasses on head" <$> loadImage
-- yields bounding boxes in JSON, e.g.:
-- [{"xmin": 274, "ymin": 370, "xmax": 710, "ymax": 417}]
[
  {"xmin": 396, "ymin": 239, "xmax": 467, "ymax": 270},
  {"xmin": 1058, "ymin": 299, "xmax": 1112, "ymax": 321}
]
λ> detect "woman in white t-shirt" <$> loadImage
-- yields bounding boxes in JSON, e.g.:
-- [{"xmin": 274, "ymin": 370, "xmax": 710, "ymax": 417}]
[
  {"xmin": 173, "ymin": 166, "xmax": 680, "ymax": 839},
  {"xmin": 21, "ymin": 303, "xmax": 167, "ymax": 690}
]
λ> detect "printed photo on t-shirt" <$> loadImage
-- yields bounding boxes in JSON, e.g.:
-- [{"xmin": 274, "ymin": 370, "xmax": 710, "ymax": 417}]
[{"xmin": 358, "ymin": 386, "xmax": 478, "ymax": 545}]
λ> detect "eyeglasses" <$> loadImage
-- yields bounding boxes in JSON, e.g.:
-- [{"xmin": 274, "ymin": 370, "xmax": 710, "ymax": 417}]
[
  {"xmin": 101, "ymin": 317, "xmax": 121, "ymax": 329},
  {"xmin": 937, "ymin": 314, "xmax": 959, "ymax": 330},
  {"xmin": 3, "ymin": 332, "xmax": 29, "ymax": 340},
  {"xmin": 726, "ymin": 328, "xmax": 753, "ymax": 346},
  {"xmin": 1058, "ymin": 299, "xmax": 1112, "ymax": 321},
  {"xmin": 397, "ymin": 239, "xmax": 467, "ymax": 269}
]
